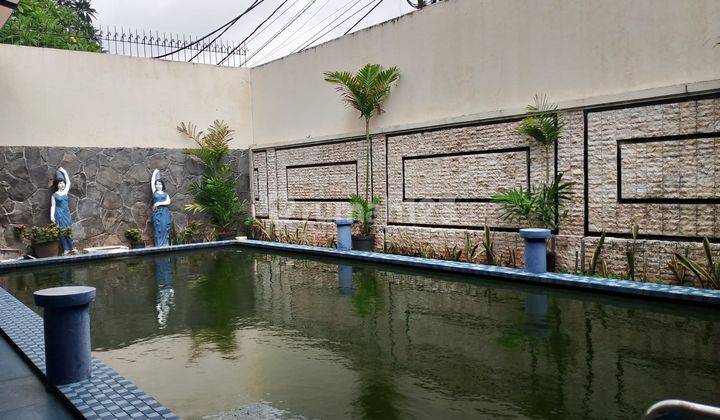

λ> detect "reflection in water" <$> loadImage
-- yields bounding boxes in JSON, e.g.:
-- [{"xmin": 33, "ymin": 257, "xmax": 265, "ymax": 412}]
[
  {"xmin": 338, "ymin": 265, "xmax": 354, "ymax": 295},
  {"xmin": 524, "ymin": 293, "xmax": 550, "ymax": 337},
  {"xmin": 154, "ymin": 257, "xmax": 175, "ymax": 329},
  {"xmin": 1, "ymin": 248, "xmax": 719, "ymax": 419}
]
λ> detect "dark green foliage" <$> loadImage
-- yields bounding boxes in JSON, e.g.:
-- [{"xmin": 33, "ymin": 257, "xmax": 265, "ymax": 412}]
[
  {"xmin": 349, "ymin": 194, "xmax": 381, "ymax": 237},
  {"xmin": 17, "ymin": 223, "xmax": 72, "ymax": 243},
  {"xmin": 124, "ymin": 227, "xmax": 143, "ymax": 242},
  {"xmin": 178, "ymin": 120, "xmax": 248, "ymax": 235},
  {"xmin": 0, "ymin": 0, "xmax": 102, "ymax": 52}
]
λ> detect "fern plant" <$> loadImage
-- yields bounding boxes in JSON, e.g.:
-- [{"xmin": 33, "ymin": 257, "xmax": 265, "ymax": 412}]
[{"xmin": 178, "ymin": 120, "xmax": 248, "ymax": 235}]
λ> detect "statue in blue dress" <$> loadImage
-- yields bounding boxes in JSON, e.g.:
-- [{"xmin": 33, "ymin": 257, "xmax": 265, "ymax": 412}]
[
  {"xmin": 151, "ymin": 169, "xmax": 172, "ymax": 247},
  {"xmin": 50, "ymin": 167, "xmax": 75, "ymax": 255}
]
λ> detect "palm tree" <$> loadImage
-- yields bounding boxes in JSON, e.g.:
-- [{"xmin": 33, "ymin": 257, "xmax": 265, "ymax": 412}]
[
  {"xmin": 324, "ymin": 64, "xmax": 400, "ymax": 201},
  {"xmin": 516, "ymin": 94, "xmax": 565, "ymax": 183}
]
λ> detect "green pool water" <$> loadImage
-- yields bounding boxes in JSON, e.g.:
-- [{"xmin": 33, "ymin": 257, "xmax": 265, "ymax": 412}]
[{"xmin": 1, "ymin": 247, "xmax": 719, "ymax": 419}]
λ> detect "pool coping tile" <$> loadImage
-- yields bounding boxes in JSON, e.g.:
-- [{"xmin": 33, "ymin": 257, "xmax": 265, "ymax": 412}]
[
  {"xmin": 236, "ymin": 239, "xmax": 720, "ymax": 306},
  {"xmin": 0, "ymin": 288, "xmax": 179, "ymax": 420}
]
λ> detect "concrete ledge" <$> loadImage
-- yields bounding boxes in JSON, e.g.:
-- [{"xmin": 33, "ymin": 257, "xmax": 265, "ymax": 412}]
[
  {"xmin": 237, "ymin": 239, "xmax": 720, "ymax": 306},
  {"xmin": 0, "ymin": 240, "xmax": 240, "ymax": 273},
  {"xmin": 0, "ymin": 288, "xmax": 178, "ymax": 419}
]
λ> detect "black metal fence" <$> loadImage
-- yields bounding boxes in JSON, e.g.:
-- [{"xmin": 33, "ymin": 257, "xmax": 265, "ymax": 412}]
[
  {"xmin": 98, "ymin": 26, "xmax": 248, "ymax": 67},
  {"xmin": 0, "ymin": 21, "xmax": 248, "ymax": 67}
]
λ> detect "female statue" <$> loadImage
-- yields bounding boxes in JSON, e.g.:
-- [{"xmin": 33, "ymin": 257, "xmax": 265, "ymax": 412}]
[
  {"xmin": 151, "ymin": 169, "xmax": 172, "ymax": 247},
  {"xmin": 50, "ymin": 167, "xmax": 74, "ymax": 254}
]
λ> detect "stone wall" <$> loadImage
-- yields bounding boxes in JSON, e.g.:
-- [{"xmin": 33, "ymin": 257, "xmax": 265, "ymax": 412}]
[
  {"xmin": 0, "ymin": 146, "xmax": 250, "ymax": 250},
  {"xmin": 251, "ymin": 94, "xmax": 720, "ymax": 282}
]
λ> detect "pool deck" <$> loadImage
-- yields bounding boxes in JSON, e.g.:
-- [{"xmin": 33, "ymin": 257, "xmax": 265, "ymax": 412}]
[{"xmin": 0, "ymin": 335, "xmax": 76, "ymax": 419}]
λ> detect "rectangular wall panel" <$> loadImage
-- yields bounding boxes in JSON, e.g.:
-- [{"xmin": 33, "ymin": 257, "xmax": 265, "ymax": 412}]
[{"xmin": 585, "ymin": 96, "xmax": 720, "ymax": 240}]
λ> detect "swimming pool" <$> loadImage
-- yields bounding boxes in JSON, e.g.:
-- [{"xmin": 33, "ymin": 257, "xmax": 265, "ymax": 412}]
[{"xmin": 1, "ymin": 247, "xmax": 719, "ymax": 419}]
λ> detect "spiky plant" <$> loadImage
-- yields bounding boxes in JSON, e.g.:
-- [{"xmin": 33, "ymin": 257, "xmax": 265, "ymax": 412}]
[
  {"xmin": 674, "ymin": 238, "xmax": 719, "ymax": 289},
  {"xmin": 588, "ymin": 233, "xmax": 605, "ymax": 276},
  {"xmin": 517, "ymin": 94, "xmax": 565, "ymax": 183},
  {"xmin": 324, "ymin": 64, "xmax": 400, "ymax": 201},
  {"xmin": 178, "ymin": 120, "xmax": 248, "ymax": 235},
  {"xmin": 625, "ymin": 224, "xmax": 640, "ymax": 280},
  {"xmin": 481, "ymin": 226, "xmax": 496, "ymax": 265}
]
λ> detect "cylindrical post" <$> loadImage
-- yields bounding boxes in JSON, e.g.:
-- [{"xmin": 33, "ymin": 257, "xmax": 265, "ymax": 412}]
[
  {"xmin": 334, "ymin": 218, "xmax": 353, "ymax": 251},
  {"xmin": 519, "ymin": 228, "xmax": 552, "ymax": 273},
  {"xmin": 34, "ymin": 286, "xmax": 96, "ymax": 386}
]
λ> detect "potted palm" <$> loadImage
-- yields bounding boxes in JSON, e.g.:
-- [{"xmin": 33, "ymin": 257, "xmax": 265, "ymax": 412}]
[
  {"xmin": 324, "ymin": 64, "xmax": 400, "ymax": 251},
  {"xmin": 124, "ymin": 227, "xmax": 145, "ymax": 249},
  {"xmin": 17, "ymin": 223, "xmax": 72, "ymax": 258},
  {"xmin": 178, "ymin": 120, "xmax": 249, "ymax": 240},
  {"xmin": 492, "ymin": 95, "xmax": 573, "ymax": 271}
]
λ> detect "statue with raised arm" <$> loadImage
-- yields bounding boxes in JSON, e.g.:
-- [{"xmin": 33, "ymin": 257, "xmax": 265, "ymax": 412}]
[
  {"xmin": 50, "ymin": 167, "xmax": 74, "ymax": 254},
  {"xmin": 151, "ymin": 169, "xmax": 172, "ymax": 247}
]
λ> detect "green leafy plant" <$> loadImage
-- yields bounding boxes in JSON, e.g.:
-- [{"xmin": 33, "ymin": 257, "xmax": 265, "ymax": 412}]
[
  {"xmin": 18, "ymin": 223, "xmax": 72, "ymax": 244},
  {"xmin": 481, "ymin": 226, "xmax": 496, "ymax": 265},
  {"xmin": 349, "ymin": 194, "xmax": 381, "ymax": 237},
  {"xmin": 124, "ymin": 227, "xmax": 143, "ymax": 243},
  {"xmin": 492, "ymin": 173, "xmax": 573, "ymax": 230},
  {"xmin": 517, "ymin": 94, "xmax": 565, "ymax": 183},
  {"xmin": 178, "ymin": 120, "xmax": 248, "ymax": 236},
  {"xmin": 673, "ymin": 238, "xmax": 719, "ymax": 289},
  {"xmin": 324, "ymin": 64, "xmax": 400, "ymax": 201},
  {"xmin": 0, "ymin": 0, "xmax": 102, "ymax": 52},
  {"xmin": 588, "ymin": 233, "xmax": 605, "ymax": 276},
  {"xmin": 625, "ymin": 224, "xmax": 640, "ymax": 280}
]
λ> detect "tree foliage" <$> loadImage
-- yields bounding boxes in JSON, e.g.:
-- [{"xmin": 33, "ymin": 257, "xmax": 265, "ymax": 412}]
[
  {"xmin": 0, "ymin": 0, "xmax": 102, "ymax": 52},
  {"xmin": 324, "ymin": 64, "xmax": 400, "ymax": 201},
  {"xmin": 178, "ymin": 120, "xmax": 248, "ymax": 234}
]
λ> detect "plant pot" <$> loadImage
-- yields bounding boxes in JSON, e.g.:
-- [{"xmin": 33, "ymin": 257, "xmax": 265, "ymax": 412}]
[
  {"xmin": 32, "ymin": 240, "xmax": 61, "ymax": 258},
  {"xmin": 352, "ymin": 235, "xmax": 374, "ymax": 252},
  {"xmin": 546, "ymin": 251, "xmax": 557, "ymax": 273},
  {"xmin": 129, "ymin": 240, "xmax": 145, "ymax": 249}
]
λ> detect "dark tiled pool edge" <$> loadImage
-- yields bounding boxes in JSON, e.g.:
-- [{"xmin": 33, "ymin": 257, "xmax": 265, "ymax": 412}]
[
  {"xmin": 0, "ymin": 240, "xmax": 240, "ymax": 273},
  {"xmin": 237, "ymin": 239, "xmax": 720, "ymax": 306},
  {"xmin": 0, "ymin": 288, "xmax": 179, "ymax": 419}
]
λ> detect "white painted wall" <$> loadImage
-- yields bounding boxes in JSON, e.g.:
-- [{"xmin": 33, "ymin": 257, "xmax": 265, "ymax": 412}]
[
  {"xmin": 0, "ymin": 44, "xmax": 253, "ymax": 148},
  {"xmin": 250, "ymin": 0, "xmax": 720, "ymax": 146}
]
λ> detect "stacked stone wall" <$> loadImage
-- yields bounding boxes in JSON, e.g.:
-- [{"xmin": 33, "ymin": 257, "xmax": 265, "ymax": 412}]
[{"xmin": 0, "ymin": 147, "xmax": 249, "ymax": 250}]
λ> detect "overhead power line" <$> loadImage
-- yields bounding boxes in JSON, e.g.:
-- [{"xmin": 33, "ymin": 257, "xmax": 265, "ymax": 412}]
[
  {"xmin": 218, "ymin": 0, "xmax": 291, "ymax": 65},
  {"xmin": 153, "ymin": 0, "xmax": 263, "ymax": 59},
  {"xmin": 246, "ymin": 0, "xmax": 331, "ymax": 66},
  {"xmin": 290, "ymin": 0, "xmax": 363, "ymax": 54},
  {"xmin": 295, "ymin": 0, "xmax": 377, "ymax": 53},
  {"xmin": 343, "ymin": 0, "xmax": 385, "ymax": 36},
  {"xmin": 243, "ymin": 0, "xmax": 301, "ymax": 47},
  {"xmin": 244, "ymin": 0, "xmax": 318, "ymax": 65}
]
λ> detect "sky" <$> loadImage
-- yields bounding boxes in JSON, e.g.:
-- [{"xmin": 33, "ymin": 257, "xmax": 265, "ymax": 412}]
[{"xmin": 92, "ymin": 0, "xmax": 417, "ymax": 66}]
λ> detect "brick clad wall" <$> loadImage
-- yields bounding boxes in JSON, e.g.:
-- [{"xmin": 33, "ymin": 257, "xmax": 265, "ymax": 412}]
[{"xmin": 252, "ymin": 95, "xmax": 719, "ymax": 283}]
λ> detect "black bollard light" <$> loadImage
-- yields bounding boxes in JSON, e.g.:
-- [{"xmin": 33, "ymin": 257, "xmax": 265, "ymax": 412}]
[{"xmin": 34, "ymin": 286, "xmax": 96, "ymax": 386}]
